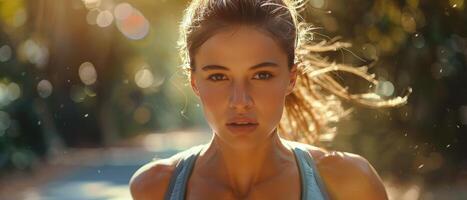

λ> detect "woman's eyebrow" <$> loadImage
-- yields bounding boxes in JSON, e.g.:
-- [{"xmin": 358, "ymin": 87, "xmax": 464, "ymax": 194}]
[
  {"xmin": 201, "ymin": 65, "xmax": 228, "ymax": 71},
  {"xmin": 250, "ymin": 62, "xmax": 279, "ymax": 70},
  {"xmin": 201, "ymin": 62, "xmax": 279, "ymax": 71}
]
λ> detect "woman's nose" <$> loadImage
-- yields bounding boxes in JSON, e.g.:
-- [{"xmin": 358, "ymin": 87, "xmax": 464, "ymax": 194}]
[{"xmin": 228, "ymin": 83, "xmax": 253, "ymax": 110}]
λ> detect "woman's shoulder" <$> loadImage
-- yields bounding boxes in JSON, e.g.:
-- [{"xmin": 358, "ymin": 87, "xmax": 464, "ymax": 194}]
[
  {"xmin": 129, "ymin": 158, "xmax": 176, "ymax": 200},
  {"xmin": 286, "ymin": 140, "xmax": 388, "ymax": 200},
  {"xmin": 129, "ymin": 146, "xmax": 200, "ymax": 200}
]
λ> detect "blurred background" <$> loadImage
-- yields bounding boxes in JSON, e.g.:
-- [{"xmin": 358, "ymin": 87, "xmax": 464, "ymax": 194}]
[{"xmin": 0, "ymin": 0, "xmax": 465, "ymax": 199}]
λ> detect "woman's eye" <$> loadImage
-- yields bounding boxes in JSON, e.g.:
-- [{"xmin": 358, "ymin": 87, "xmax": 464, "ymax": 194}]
[
  {"xmin": 207, "ymin": 74, "xmax": 227, "ymax": 81},
  {"xmin": 253, "ymin": 72, "xmax": 273, "ymax": 80}
]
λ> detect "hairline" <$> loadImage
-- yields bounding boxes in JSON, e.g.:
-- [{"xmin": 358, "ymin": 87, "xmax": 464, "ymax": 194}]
[{"xmin": 189, "ymin": 23, "xmax": 295, "ymax": 72}]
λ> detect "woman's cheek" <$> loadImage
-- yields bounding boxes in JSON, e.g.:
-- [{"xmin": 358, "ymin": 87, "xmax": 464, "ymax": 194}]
[
  {"xmin": 253, "ymin": 83, "xmax": 287, "ymax": 121},
  {"xmin": 197, "ymin": 85, "xmax": 228, "ymax": 125},
  {"xmin": 254, "ymin": 80, "xmax": 287, "ymax": 102},
  {"xmin": 198, "ymin": 84, "xmax": 228, "ymax": 105}
]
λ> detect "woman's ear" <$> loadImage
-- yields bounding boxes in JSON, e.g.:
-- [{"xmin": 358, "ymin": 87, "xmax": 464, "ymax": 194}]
[
  {"xmin": 286, "ymin": 64, "xmax": 298, "ymax": 95},
  {"xmin": 190, "ymin": 73, "xmax": 200, "ymax": 97}
]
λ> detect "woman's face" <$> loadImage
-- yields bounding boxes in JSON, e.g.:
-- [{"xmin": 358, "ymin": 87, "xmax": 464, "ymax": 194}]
[{"xmin": 191, "ymin": 25, "xmax": 297, "ymax": 149}]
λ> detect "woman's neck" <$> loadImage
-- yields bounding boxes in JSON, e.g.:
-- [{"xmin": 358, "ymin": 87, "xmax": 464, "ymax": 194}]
[{"xmin": 197, "ymin": 129, "xmax": 295, "ymax": 196}]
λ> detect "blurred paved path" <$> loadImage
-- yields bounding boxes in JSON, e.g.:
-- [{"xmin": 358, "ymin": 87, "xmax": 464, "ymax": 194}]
[{"xmin": 2, "ymin": 129, "xmax": 211, "ymax": 200}]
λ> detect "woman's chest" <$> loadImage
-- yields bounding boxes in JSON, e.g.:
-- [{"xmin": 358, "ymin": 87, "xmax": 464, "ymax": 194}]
[{"xmin": 185, "ymin": 171, "xmax": 302, "ymax": 200}]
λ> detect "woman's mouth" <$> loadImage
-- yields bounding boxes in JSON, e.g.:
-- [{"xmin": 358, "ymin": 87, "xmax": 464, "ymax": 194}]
[{"xmin": 226, "ymin": 122, "xmax": 259, "ymax": 134}]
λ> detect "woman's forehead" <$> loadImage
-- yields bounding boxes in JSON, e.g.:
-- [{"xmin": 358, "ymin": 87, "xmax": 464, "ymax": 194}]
[{"xmin": 194, "ymin": 25, "xmax": 288, "ymax": 68}]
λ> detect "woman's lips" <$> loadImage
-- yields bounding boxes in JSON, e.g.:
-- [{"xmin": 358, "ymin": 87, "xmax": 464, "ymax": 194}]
[{"xmin": 226, "ymin": 123, "xmax": 258, "ymax": 134}]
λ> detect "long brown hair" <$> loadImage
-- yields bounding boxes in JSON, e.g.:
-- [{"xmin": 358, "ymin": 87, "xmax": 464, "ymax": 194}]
[{"xmin": 178, "ymin": 0, "xmax": 411, "ymax": 145}]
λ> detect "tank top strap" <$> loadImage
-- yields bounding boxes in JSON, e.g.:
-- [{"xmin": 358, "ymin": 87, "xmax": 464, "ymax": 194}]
[
  {"xmin": 284, "ymin": 141, "xmax": 330, "ymax": 200},
  {"xmin": 164, "ymin": 144, "xmax": 204, "ymax": 200}
]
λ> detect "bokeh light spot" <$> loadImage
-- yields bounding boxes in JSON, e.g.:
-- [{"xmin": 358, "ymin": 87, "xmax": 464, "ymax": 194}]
[
  {"xmin": 116, "ymin": 9, "xmax": 150, "ymax": 40},
  {"xmin": 401, "ymin": 10, "xmax": 417, "ymax": 33},
  {"xmin": 12, "ymin": 8, "xmax": 27, "ymax": 27},
  {"xmin": 7, "ymin": 82, "xmax": 21, "ymax": 101},
  {"xmin": 449, "ymin": 0, "xmax": 465, "ymax": 10},
  {"xmin": 376, "ymin": 80, "xmax": 395, "ymax": 97},
  {"xmin": 96, "ymin": 10, "xmax": 113, "ymax": 28},
  {"xmin": 0, "ymin": 45, "xmax": 13, "ymax": 62},
  {"xmin": 82, "ymin": 0, "xmax": 101, "ymax": 10},
  {"xmin": 362, "ymin": 43, "xmax": 378, "ymax": 60},
  {"xmin": 309, "ymin": 0, "xmax": 325, "ymax": 8},
  {"xmin": 133, "ymin": 106, "xmax": 151, "ymax": 124},
  {"xmin": 79, "ymin": 62, "xmax": 98, "ymax": 85},
  {"xmin": 114, "ymin": 3, "xmax": 133, "ymax": 20},
  {"xmin": 135, "ymin": 69, "xmax": 154, "ymax": 88},
  {"xmin": 0, "ymin": 0, "xmax": 28, "ymax": 28},
  {"xmin": 18, "ymin": 39, "xmax": 49, "ymax": 68},
  {"xmin": 37, "ymin": 79, "xmax": 53, "ymax": 98}
]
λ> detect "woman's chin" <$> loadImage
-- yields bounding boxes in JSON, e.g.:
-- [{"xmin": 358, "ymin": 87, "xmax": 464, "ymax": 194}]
[{"xmin": 215, "ymin": 129, "xmax": 271, "ymax": 150}]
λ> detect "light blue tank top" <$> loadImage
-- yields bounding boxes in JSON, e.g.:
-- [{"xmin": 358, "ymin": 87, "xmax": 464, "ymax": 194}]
[{"xmin": 164, "ymin": 143, "xmax": 330, "ymax": 200}]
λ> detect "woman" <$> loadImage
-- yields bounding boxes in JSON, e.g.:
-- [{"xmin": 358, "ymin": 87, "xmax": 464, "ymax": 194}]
[{"xmin": 130, "ymin": 0, "xmax": 409, "ymax": 199}]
